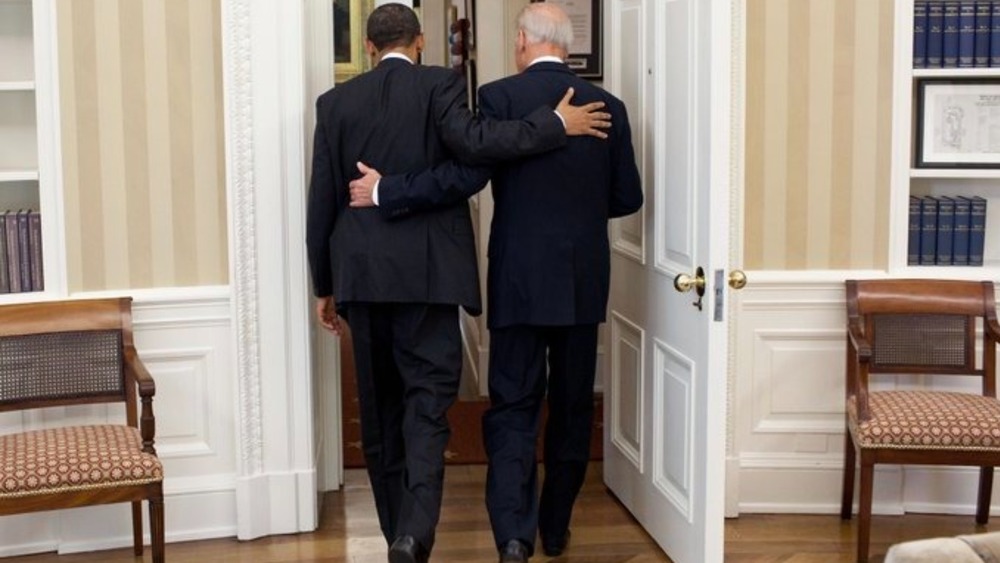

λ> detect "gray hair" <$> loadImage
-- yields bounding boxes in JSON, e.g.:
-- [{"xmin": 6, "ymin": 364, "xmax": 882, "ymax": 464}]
[{"xmin": 517, "ymin": 3, "xmax": 574, "ymax": 51}]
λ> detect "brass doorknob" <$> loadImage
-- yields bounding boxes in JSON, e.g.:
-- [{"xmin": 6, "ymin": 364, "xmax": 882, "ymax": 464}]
[
  {"xmin": 728, "ymin": 270, "xmax": 747, "ymax": 290},
  {"xmin": 674, "ymin": 269, "xmax": 706, "ymax": 294}
]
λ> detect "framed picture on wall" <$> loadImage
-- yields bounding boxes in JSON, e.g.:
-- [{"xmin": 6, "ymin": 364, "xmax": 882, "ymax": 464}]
[
  {"xmin": 915, "ymin": 78, "xmax": 1000, "ymax": 168},
  {"xmin": 334, "ymin": 0, "xmax": 374, "ymax": 83},
  {"xmin": 544, "ymin": 0, "xmax": 602, "ymax": 79}
]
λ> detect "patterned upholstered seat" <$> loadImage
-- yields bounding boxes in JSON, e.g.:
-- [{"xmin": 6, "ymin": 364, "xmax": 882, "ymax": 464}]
[
  {"xmin": 840, "ymin": 280, "xmax": 1000, "ymax": 563},
  {"xmin": 0, "ymin": 425, "xmax": 162, "ymax": 498},
  {"xmin": 0, "ymin": 298, "xmax": 163, "ymax": 563},
  {"xmin": 848, "ymin": 392, "xmax": 1000, "ymax": 451}
]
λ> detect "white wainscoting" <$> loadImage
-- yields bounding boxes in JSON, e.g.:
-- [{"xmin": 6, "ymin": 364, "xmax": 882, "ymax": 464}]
[
  {"xmin": 730, "ymin": 273, "xmax": 1000, "ymax": 516},
  {"xmin": 0, "ymin": 287, "xmax": 238, "ymax": 556}
]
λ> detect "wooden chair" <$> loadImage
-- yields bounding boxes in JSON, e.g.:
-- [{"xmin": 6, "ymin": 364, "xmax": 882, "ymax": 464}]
[
  {"xmin": 841, "ymin": 279, "xmax": 1000, "ymax": 563},
  {"xmin": 0, "ymin": 298, "xmax": 163, "ymax": 562}
]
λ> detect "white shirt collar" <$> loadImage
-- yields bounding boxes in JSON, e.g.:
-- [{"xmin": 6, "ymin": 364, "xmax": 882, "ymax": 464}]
[
  {"xmin": 381, "ymin": 52, "xmax": 414, "ymax": 64},
  {"xmin": 527, "ymin": 56, "xmax": 565, "ymax": 67}
]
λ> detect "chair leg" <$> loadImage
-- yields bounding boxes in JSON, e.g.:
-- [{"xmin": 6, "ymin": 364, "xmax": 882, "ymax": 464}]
[
  {"xmin": 131, "ymin": 500, "xmax": 143, "ymax": 555},
  {"xmin": 857, "ymin": 461, "xmax": 874, "ymax": 563},
  {"xmin": 977, "ymin": 466, "xmax": 994, "ymax": 525},
  {"xmin": 841, "ymin": 430, "xmax": 856, "ymax": 520},
  {"xmin": 149, "ymin": 494, "xmax": 165, "ymax": 563}
]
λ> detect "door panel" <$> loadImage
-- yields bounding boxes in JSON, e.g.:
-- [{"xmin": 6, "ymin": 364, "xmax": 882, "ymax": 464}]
[
  {"xmin": 610, "ymin": 312, "xmax": 644, "ymax": 469},
  {"xmin": 610, "ymin": 0, "xmax": 645, "ymax": 264},
  {"xmin": 603, "ymin": 1, "xmax": 732, "ymax": 562},
  {"xmin": 654, "ymin": 341, "xmax": 694, "ymax": 520}
]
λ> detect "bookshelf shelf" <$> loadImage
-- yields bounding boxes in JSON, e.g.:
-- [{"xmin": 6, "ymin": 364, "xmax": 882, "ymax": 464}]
[
  {"xmin": 911, "ymin": 168, "xmax": 1000, "ymax": 179},
  {"xmin": 0, "ymin": 170, "xmax": 38, "ymax": 182},
  {"xmin": 912, "ymin": 68, "xmax": 1000, "ymax": 77},
  {"xmin": 0, "ymin": 81, "xmax": 34, "ymax": 91}
]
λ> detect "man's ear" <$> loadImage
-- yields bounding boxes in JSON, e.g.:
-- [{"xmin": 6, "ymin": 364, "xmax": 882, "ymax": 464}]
[
  {"xmin": 365, "ymin": 38, "xmax": 377, "ymax": 57},
  {"xmin": 415, "ymin": 34, "xmax": 425, "ymax": 53}
]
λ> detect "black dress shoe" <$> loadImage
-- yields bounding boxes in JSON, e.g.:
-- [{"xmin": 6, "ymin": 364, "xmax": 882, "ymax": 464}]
[
  {"xmin": 541, "ymin": 529, "xmax": 570, "ymax": 557},
  {"xmin": 498, "ymin": 538, "xmax": 530, "ymax": 562},
  {"xmin": 389, "ymin": 535, "xmax": 428, "ymax": 563}
]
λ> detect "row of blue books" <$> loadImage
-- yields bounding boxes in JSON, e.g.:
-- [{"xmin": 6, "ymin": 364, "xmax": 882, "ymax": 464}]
[
  {"xmin": 0, "ymin": 209, "xmax": 43, "ymax": 294},
  {"xmin": 908, "ymin": 195, "xmax": 988, "ymax": 265},
  {"xmin": 914, "ymin": 1, "xmax": 1000, "ymax": 68}
]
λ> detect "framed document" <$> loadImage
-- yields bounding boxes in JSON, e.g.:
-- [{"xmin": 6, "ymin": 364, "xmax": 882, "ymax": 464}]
[
  {"xmin": 915, "ymin": 78, "xmax": 1000, "ymax": 168},
  {"xmin": 334, "ymin": 0, "xmax": 374, "ymax": 83},
  {"xmin": 544, "ymin": 0, "xmax": 602, "ymax": 79}
]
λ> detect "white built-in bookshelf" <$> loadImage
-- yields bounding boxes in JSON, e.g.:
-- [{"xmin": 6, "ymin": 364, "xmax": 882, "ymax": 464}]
[
  {"xmin": 892, "ymin": 1, "xmax": 1000, "ymax": 277},
  {"xmin": 0, "ymin": 0, "xmax": 63, "ymax": 300}
]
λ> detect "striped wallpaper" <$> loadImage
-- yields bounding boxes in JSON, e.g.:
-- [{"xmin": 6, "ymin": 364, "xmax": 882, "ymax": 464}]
[
  {"xmin": 57, "ymin": 0, "xmax": 227, "ymax": 291},
  {"xmin": 744, "ymin": 0, "xmax": 894, "ymax": 270}
]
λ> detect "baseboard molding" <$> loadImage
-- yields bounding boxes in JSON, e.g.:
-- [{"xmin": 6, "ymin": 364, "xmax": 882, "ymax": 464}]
[
  {"xmin": 0, "ymin": 487, "xmax": 239, "ymax": 557},
  {"xmin": 236, "ymin": 467, "xmax": 318, "ymax": 540}
]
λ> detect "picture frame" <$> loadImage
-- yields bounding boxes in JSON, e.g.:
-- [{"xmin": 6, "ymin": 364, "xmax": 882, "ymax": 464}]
[
  {"xmin": 545, "ymin": 0, "xmax": 602, "ymax": 79},
  {"xmin": 915, "ymin": 78, "xmax": 1000, "ymax": 168},
  {"xmin": 334, "ymin": 0, "xmax": 374, "ymax": 83}
]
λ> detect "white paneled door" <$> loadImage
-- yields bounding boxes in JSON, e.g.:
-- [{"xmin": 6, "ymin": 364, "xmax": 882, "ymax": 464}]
[{"xmin": 603, "ymin": 1, "xmax": 736, "ymax": 562}]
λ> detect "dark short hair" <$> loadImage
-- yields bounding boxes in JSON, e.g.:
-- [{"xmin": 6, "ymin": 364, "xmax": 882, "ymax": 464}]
[{"xmin": 366, "ymin": 3, "xmax": 421, "ymax": 51}]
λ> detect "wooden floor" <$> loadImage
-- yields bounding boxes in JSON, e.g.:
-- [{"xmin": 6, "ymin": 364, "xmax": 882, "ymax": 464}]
[{"xmin": 6, "ymin": 464, "xmax": 1000, "ymax": 562}]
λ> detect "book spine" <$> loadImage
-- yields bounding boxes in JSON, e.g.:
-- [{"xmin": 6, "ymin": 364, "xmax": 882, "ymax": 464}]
[
  {"xmin": 28, "ymin": 211, "xmax": 42, "ymax": 291},
  {"xmin": 976, "ymin": 0, "xmax": 992, "ymax": 66},
  {"xmin": 952, "ymin": 196, "xmax": 971, "ymax": 265},
  {"xmin": 944, "ymin": 2, "xmax": 961, "ymax": 67},
  {"xmin": 969, "ymin": 196, "xmax": 987, "ymax": 266},
  {"xmin": 992, "ymin": 0, "xmax": 1000, "ymax": 65},
  {"xmin": 908, "ymin": 195, "xmax": 922, "ymax": 265},
  {"xmin": 915, "ymin": 2, "xmax": 929, "ymax": 68},
  {"xmin": 935, "ymin": 196, "xmax": 956, "ymax": 265},
  {"xmin": 5, "ymin": 210, "xmax": 20, "ymax": 293},
  {"xmin": 0, "ymin": 214, "xmax": 7, "ymax": 294},
  {"xmin": 960, "ymin": 1, "xmax": 977, "ymax": 66},
  {"xmin": 928, "ymin": 2, "xmax": 946, "ymax": 67},
  {"xmin": 920, "ymin": 196, "xmax": 939, "ymax": 265},
  {"xmin": 16, "ymin": 210, "xmax": 30, "ymax": 291}
]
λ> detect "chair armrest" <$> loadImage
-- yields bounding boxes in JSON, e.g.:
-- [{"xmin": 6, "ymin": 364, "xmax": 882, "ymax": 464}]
[
  {"xmin": 987, "ymin": 317, "xmax": 1000, "ymax": 343},
  {"xmin": 847, "ymin": 320, "xmax": 872, "ymax": 420},
  {"xmin": 848, "ymin": 321, "xmax": 871, "ymax": 362},
  {"xmin": 125, "ymin": 347, "xmax": 157, "ymax": 455}
]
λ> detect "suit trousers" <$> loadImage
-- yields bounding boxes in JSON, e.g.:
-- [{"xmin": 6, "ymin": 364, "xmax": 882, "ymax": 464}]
[
  {"xmin": 342, "ymin": 302, "xmax": 462, "ymax": 554},
  {"xmin": 482, "ymin": 323, "xmax": 599, "ymax": 553}
]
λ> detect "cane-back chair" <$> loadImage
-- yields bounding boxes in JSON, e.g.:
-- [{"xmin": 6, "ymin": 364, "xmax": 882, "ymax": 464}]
[
  {"xmin": 841, "ymin": 279, "xmax": 1000, "ymax": 563},
  {"xmin": 0, "ymin": 298, "xmax": 163, "ymax": 562}
]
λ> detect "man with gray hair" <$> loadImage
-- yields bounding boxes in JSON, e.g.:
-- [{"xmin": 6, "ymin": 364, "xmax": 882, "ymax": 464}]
[
  {"xmin": 478, "ymin": 5, "xmax": 641, "ymax": 561},
  {"xmin": 347, "ymin": 3, "xmax": 643, "ymax": 561}
]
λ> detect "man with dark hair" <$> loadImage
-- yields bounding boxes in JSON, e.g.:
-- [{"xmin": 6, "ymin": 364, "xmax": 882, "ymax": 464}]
[
  {"xmin": 346, "ymin": 3, "xmax": 643, "ymax": 561},
  {"xmin": 306, "ymin": 4, "xmax": 610, "ymax": 563}
]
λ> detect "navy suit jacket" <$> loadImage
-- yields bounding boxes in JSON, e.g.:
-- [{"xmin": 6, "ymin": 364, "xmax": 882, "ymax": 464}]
[
  {"xmin": 480, "ymin": 62, "xmax": 642, "ymax": 328},
  {"xmin": 377, "ymin": 62, "xmax": 643, "ymax": 328},
  {"xmin": 306, "ymin": 58, "xmax": 568, "ymax": 315}
]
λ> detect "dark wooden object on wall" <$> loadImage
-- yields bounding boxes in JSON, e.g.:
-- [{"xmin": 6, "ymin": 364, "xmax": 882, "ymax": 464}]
[
  {"xmin": 841, "ymin": 279, "xmax": 1000, "ymax": 563},
  {"xmin": 0, "ymin": 298, "xmax": 164, "ymax": 563}
]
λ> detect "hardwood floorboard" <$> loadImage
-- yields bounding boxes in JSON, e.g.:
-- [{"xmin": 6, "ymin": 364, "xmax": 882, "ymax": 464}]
[{"xmin": 5, "ymin": 464, "xmax": 1000, "ymax": 562}]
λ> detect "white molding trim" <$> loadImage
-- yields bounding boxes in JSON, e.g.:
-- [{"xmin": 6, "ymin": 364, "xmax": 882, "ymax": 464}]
[
  {"xmin": 222, "ymin": 0, "xmax": 263, "ymax": 486},
  {"xmin": 222, "ymin": 0, "xmax": 317, "ymax": 539},
  {"xmin": 34, "ymin": 0, "xmax": 67, "ymax": 298},
  {"xmin": 724, "ymin": 0, "xmax": 745, "ymax": 520}
]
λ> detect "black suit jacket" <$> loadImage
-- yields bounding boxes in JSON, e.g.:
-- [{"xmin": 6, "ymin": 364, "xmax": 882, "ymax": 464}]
[
  {"xmin": 375, "ymin": 62, "xmax": 643, "ymax": 328},
  {"xmin": 480, "ymin": 62, "xmax": 643, "ymax": 328},
  {"xmin": 306, "ymin": 58, "xmax": 567, "ymax": 315}
]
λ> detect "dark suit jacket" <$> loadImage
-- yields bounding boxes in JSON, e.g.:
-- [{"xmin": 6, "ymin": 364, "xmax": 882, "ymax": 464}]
[
  {"xmin": 375, "ymin": 62, "xmax": 643, "ymax": 328},
  {"xmin": 480, "ymin": 62, "xmax": 643, "ymax": 328},
  {"xmin": 306, "ymin": 58, "xmax": 568, "ymax": 315}
]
